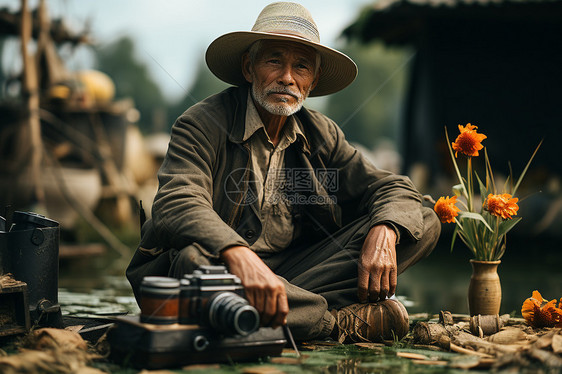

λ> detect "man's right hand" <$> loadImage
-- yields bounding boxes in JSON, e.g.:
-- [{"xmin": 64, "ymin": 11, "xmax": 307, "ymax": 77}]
[{"xmin": 220, "ymin": 245, "xmax": 288, "ymax": 328}]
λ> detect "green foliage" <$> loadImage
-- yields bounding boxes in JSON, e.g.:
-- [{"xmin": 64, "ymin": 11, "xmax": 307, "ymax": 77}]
[
  {"xmin": 166, "ymin": 61, "xmax": 229, "ymax": 128},
  {"xmin": 90, "ymin": 35, "xmax": 411, "ymax": 140},
  {"xmin": 94, "ymin": 36, "xmax": 167, "ymax": 132},
  {"xmin": 324, "ymin": 41, "xmax": 413, "ymax": 149}
]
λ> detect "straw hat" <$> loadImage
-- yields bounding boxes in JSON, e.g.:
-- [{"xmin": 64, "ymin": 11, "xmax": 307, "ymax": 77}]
[{"xmin": 205, "ymin": 2, "xmax": 357, "ymax": 97}]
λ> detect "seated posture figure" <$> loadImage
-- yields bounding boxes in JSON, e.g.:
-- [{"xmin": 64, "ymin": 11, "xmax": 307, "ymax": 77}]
[{"xmin": 127, "ymin": 2, "xmax": 441, "ymax": 342}]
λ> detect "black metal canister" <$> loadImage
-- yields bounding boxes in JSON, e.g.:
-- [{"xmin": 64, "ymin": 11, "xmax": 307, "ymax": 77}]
[{"xmin": 4, "ymin": 211, "xmax": 61, "ymax": 327}]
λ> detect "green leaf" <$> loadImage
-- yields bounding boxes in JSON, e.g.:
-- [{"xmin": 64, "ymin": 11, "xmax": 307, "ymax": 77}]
[
  {"xmin": 451, "ymin": 225, "xmax": 458, "ymax": 253},
  {"xmin": 484, "ymin": 148, "xmax": 496, "ymax": 194},
  {"xmin": 513, "ymin": 140, "xmax": 542, "ymax": 195},
  {"xmin": 445, "ymin": 128, "xmax": 468, "ymax": 198},
  {"xmin": 474, "ymin": 171, "xmax": 490, "ymax": 206},
  {"xmin": 459, "ymin": 221, "xmax": 480, "ymax": 256},
  {"xmin": 458, "ymin": 212, "xmax": 493, "ymax": 232},
  {"xmin": 452, "ymin": 184, "xmax": 465, "ymax": 197},
  {"xmin": 498, "ymin": 217, "xmax": 522, "ymax": 237}
]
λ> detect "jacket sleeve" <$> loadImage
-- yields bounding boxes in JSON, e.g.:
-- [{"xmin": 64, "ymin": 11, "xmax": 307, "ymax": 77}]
[
  {"xmin": 151, "ymin": 103, "xmax": 249, "ymax": 257},
  {"xmin": 325, "ymin": 119, "xmax": 424, "ymax": 243}
]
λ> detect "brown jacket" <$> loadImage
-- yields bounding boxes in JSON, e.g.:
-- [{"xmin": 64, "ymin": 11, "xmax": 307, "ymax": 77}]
[{"xmin": 127, "ymin": 86, "xmax": 425, "ymax": 295}]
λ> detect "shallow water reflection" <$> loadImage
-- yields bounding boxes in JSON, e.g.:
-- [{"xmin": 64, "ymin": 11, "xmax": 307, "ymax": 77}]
[
  {"xmin": 58, "ymin": 236, "xmax": 561, "ymax": 319},
  {"xmin": 54, "ymin": 237, "xmax": 560, "ymax": 374}
]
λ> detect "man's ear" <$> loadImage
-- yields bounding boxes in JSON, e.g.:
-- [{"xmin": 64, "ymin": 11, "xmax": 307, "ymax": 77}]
[{"xmin": 241, "ymin": 53, "xmax": 253, "ymax": 84}]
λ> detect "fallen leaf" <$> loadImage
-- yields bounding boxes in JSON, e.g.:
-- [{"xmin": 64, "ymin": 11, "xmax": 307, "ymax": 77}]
[
  {"xmin": 488, "ymin": 328, "xmax": 526, "ymax": 344},
  {"xmin": 448, "ymin": 355, "xmax": 481, "ymax": 370},
  {"xmin": 396, "ymin": 352, "xmax": 428, "ymax": 360},
  {"xmin": 534, "ymin": 331, "xmax": 555, "ymax": 350},
  {"xmin": 74, "ymin": 368, "xmax": 109, "ymax": 374},
  {"xmin": 65, "ymin": 325, "xmax": 85, "ymax": 333},
  {"xmin": 354, "ymin": 342, "xmax": 384, "ymax": 350},
  {"xmin": 32, "ymin": 328, "xmax": 87, "ymax": 351},
  {"xmin": 181, "ymin": 364, "xmax": 221, "ymax": 371},
  {"xmin": 475, "ymin": 358, "xmax": 496, "ymax": 368},
  {"xmin": 412, "ymin": 359, "xmax": 448, "ymax": 366},
  {"xmin": 281, "ymin": 348, "xmax": 297, "ymax": 355},
  {"xmin": 242, "ymin": 366, "xmax": 285, "ymax": 374},
  {"xmin": 269, "ymin": 357, "xmax": 302, "ymax": 365},
  {"xmin": 552, "ymin": 334, "xmax": 562, "ymax": 353}
]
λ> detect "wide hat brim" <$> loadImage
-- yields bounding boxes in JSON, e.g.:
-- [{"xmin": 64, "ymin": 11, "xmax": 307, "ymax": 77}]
[{"xmin": 205, "ymin": 31, "xmax": 357, "ymax": 97}]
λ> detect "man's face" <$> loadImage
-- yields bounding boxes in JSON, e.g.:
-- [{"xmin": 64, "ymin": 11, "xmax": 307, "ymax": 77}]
[{"xmin": 243, "ymin": 40, "xmax": 319, "ymax": 117}]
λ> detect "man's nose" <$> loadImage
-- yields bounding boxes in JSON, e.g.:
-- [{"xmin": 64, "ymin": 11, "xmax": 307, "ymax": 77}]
[{"xmin": 277, "ymin": 64, "xmax": 295, "ymax": 86}]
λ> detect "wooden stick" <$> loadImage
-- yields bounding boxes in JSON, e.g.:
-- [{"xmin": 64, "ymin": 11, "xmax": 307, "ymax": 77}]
[
  {"xmin": 20, "ymin": 0, "xmax": 44, "ymax": 204},
  {"xmin": 450, "ymin": 343, "xmax": 493, "ymax": 358}
]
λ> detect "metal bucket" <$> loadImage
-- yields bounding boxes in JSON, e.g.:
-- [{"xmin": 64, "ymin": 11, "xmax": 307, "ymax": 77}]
[{"xmin": 0, "ymin": 211, "xmax": 62, "ymax": 327}]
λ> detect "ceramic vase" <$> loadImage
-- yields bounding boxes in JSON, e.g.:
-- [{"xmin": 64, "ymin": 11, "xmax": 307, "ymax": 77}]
[{"xmin": 468, "ymin": 259, "xmax": 502, "ymax": 316}]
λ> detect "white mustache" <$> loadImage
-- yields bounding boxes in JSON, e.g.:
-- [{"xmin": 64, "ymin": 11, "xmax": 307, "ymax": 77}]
[{"xmin": 267, "ymin": 89, "xmax": 300, "ymax": 100}]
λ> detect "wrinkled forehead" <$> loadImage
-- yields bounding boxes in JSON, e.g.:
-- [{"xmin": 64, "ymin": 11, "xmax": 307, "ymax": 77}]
[{"xmin": 256, "ymin": 40, "xmax": 318, "ymax": 62}]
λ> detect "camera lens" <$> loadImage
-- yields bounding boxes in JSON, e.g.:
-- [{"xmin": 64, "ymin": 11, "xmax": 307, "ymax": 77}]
[{"xmin": 207, "ymin": 292, "xmax": 259, "ymax": 336}]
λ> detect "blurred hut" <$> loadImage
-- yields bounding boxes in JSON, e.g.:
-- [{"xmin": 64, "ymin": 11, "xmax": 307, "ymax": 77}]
[
  {"xmin": 0, "ymin": 1, "xmax": 158, "ymax": 255},
  {"xmin": 343, "ymin": 0, "xmax": 562, "ymax": 237}
]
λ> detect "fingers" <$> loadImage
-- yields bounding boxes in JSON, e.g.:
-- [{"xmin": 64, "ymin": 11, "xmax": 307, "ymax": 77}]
[
  {"xmin": 272, "ymin": 292, "xmax": 289, "ymax": 328},
  {"xmin": 260, "ymin": 293, "xmax": 274, "ymax": 327},
  {"xmin": 220, "ymin": 246, "xmax": 288, "ymax": 328},
  {"xmin": 253, "ymin": 289, "xmax": 266, "ymax": 323},
  {"xmin": 368, "ymin": 272, "xmax": 380, "ymax": 302},
  {"xmin": 359, "ymin": 225, "xmax": 399, "ymax": 302},
  {"xmin": 381, "ymin": 267, "xmax": 391, "ymax": 299},
  {"xmin": 366, "ymin": 266, "xmax": 397, "ymax": 302},
  {"xmin": 260, "ymin": 285, "xmax": 277, "ymax": 327},
  {"xmin": 264, "ymin": 284, "xmax": 289, "ymax": 328},
  {"xmin": 357, "ymin": 265, "xmax": 370, "ymax": 303},
  {"xmin": 247, "ymin": 281, "xmax": 287, "ymax": 328},
  {"xmin": 389, "ymin": 268, "xmax": 397, "ymax": 297}
]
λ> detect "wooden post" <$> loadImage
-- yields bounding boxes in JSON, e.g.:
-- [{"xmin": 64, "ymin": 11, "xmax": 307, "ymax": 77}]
[{"xmin": 20, "ymin": 0, "xmax": 44, "ymax": 204}]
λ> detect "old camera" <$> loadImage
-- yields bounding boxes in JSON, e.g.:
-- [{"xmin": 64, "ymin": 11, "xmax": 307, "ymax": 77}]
[
  {"xmin": 110, "ymin": 265, "xmax": 285, "ymax": 369},
  {"xmin": 180, "ymin": 265, "xmax": 259, "ymax": 336},
  {"xmin": 139, "ymin": 265, "xmax": 259, "ymax": 337}
]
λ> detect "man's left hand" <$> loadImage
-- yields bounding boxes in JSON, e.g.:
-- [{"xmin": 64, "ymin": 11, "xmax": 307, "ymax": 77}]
[{"xmin": 357, "ymin": 224, "xmax": 397, "ymax": 303}]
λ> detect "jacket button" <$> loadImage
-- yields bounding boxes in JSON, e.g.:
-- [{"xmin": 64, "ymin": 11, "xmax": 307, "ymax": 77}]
[{"xmin": 245, "ymin": 230, "xmax": 256, "ymax": 239}]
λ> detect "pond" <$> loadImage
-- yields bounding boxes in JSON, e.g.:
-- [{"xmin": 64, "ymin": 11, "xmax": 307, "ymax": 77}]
[{"xmin": 55, "ymin": 233, "xmax": 561, "ymax": 373}]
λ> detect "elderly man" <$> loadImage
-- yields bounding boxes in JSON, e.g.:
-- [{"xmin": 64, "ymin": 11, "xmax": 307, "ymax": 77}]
[{"xmin": 127, "ymin": 2, "xmax": 440, "ymax": 342}]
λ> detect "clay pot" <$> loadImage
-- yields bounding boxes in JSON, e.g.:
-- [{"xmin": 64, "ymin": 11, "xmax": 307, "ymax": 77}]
[{"xmin": 468, "ymin": 260, "xmax": 502, "ymax": 316}]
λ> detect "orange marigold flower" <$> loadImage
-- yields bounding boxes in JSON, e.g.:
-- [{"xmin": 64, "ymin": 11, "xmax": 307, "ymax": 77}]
[
  {"xmin": 485, "ymin": 193, "xmax": 519, "ymax": 219},
  {"xmin": 451, "ymin": 123, "xmax": 487, "ymax": 157},
  {"xmin": 434, "ymin": 196, "xmax": 460, "ymax": 223},
  {"xmin": 521, "ymin": 290, "xmax": 562, "ymax": 328}
]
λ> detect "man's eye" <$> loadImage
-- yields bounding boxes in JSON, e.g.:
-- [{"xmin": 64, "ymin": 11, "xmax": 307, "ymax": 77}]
[{"xmin": 267, "ymin": 59, "xmax": 281, "ymax": 64}]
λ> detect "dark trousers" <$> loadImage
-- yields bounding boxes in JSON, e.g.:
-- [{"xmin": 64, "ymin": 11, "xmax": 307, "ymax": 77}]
[{"xmin": 167, "ymin": 207, "xmax": 440, "ymax": 340}]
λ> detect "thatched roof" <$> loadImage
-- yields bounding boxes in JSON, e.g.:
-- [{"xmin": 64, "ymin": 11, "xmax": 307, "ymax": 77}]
[
  {"xmin": 343, "ymin": 0, "xmax": 562, "ymax": 44},
  {"xmin": 0, "ymin": 7, "xmax": 89, "ymax": 44}
]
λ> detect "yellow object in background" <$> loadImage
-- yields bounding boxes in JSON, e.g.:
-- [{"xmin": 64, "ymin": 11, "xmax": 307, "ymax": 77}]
[
  {"xmin": 76, "ymin": 70, "xmax": 116, "ymax": 104},
  {"xmin": 48, "ymin": 84, "xmax": 71, "ymax": 100}
]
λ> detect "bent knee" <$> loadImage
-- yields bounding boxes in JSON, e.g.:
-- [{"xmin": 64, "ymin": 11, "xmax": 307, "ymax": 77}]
[
  {"xmin": 169, "ymin": 244, "xmax": 212, "ymax": 277},
  {"xmin": 420, "ymin": 207, "xmax": 441, "ymax": 255}
]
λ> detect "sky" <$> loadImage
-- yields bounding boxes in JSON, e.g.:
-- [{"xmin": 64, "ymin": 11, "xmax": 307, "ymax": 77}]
[{"xmin": 3, "ymin": 0, "xmax": 375, "ymax": 101}]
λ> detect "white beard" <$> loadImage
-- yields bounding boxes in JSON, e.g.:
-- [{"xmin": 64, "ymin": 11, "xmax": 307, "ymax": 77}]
[{"xmin": 251, "ymin": 84, "xmax": 310, "ymax": 117}]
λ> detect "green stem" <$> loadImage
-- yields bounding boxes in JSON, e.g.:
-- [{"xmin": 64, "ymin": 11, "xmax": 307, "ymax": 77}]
[
  {"xmin": 467, "ymin": 157, "xmax": 473, "ymax": 212},
  {"xmin": 445, "ymin": 129, "xmax": 468, "ymax": 199},
  {"xmin": 490, "ymin": 216, "xmax": 501, "ymax": 261}
]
